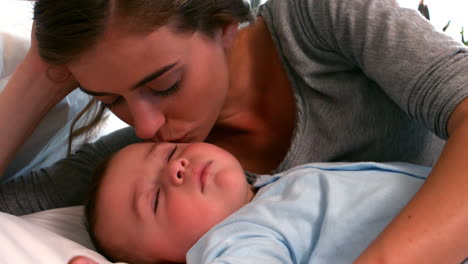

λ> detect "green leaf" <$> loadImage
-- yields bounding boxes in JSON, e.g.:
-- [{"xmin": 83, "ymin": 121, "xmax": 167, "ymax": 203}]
[{"xmin": 461, "ymin": 27, "xmax": 468, "ymax": 46}]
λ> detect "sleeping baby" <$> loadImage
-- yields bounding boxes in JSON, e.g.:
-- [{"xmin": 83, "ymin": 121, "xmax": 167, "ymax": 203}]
[{"xmin": 82, "ymin": 142, "xmax": 429, "ymax": 264}]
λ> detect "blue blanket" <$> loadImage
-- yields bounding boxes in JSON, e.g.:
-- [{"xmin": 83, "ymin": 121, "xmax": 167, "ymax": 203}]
[{"xmin": 188, "ymin": 162, "xmax": 439, "ymax": 263}]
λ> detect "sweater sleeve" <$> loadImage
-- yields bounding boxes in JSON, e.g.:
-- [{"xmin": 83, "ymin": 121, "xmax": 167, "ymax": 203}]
[
  {"xmin": 0, "ymin": 127, "xmax": 141, "ymax": 215},
  {"xmin": 298, "ymin": 0, "xmax": 468, "ymax": 138}
]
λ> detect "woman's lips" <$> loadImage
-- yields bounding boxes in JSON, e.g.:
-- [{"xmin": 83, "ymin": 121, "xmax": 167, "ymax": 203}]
[
  {"xmin": 169, "ymin": 134, "xmax": 186, "ymax": 143},
  {"xmin": 157, "ymin": 132, "xmax": 187, "ymax": 143}
]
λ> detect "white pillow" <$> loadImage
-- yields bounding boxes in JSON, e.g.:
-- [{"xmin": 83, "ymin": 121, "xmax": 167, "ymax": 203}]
[
  {"xmin": 0, "ymin": 206, "xmax": 123, "ymax": 264},
  {"xmin": 21, "ymin": 206, "xmax": 95, "ymax": 250}
]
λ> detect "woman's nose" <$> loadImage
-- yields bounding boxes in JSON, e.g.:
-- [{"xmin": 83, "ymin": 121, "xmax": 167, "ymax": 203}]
[
  {"xmin": 167, "ymin": 158, "xmax": 188, "ymax": 186},
  {"xmin": 128, "ymin": 100, "xmax": 165, "ymax": 140}
]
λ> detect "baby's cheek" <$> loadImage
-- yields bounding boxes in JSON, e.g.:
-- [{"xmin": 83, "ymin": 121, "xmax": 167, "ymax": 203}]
[
  {"xmin": 168, "ymin": 200, "xmax": 215, "ymax": 237},
  {"xmin": 165, "ymin": 211, "xmax": 207, "ymax": 257}
]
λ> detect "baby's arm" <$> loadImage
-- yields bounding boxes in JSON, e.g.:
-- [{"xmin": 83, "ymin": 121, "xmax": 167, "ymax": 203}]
[{"xmin": 187, "ymin": 221, "xmax": 295, "ymax": 264}]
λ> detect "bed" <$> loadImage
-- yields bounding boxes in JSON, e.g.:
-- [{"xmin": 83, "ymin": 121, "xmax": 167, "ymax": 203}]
[{"xmin": 0, "ymin": 206, "xmax": 118, "ymax": 263}]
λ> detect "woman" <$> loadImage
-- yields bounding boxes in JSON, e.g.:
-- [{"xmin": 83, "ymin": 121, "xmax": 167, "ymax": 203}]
[{"xmin": 1, "ymin": 0, "xmax": 468, "ymax": 263}]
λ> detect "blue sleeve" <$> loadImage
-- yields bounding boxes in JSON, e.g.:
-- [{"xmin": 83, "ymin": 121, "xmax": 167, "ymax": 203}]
[{"xmin": 187, "ymin": 222, "xmax": 294, "ymax": 264}]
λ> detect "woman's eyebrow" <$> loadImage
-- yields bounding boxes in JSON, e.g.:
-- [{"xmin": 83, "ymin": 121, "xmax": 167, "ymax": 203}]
[
  {"xmin": 78, "ymin": 85, "xmax": 112, "ymax": 96},
  {"xmin": 77, "ymin": 62, "xmax": 178, "ymax": 96},
  {"xmin": 132, "ymin": 62, "xmax": 178, "ymax": 89}
]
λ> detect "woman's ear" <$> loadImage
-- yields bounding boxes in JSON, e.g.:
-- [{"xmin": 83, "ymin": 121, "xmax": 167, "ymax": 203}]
[{"xmin": 221, "ymin": 23, "xmax": 239, "ymax": 48}]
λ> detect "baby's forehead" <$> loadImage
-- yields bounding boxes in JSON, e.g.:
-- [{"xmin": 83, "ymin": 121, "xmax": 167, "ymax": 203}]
[
  {"xmin": 123, "ymin": 142, "xmax": 155, "ymax": 153},
  {"xmin": 112, "ymin": 142, "xmax": 155, "ymax": 161},
  {"xmin": 102, "ymin": 142, "xmax": 164, "ymax": 183}
]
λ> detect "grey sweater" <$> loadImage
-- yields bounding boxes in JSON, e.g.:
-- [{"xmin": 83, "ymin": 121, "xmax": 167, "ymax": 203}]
[
  {"xmin": 260, "ymin": 0, "xmax": 467, "ymax": 172},
  {"xmin": 1, "ymin": 0, "xmax": 467, "ymax": 215}
]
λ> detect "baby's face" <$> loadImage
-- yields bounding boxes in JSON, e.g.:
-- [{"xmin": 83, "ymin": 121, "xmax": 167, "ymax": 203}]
[{"xmin": 95, "ymin": 142, "xmax": 254, "ymax": 263}]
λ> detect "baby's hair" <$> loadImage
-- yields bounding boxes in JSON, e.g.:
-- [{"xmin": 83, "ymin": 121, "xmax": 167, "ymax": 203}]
[
  {"xmin": 83, "ymin": 152, "xmax": 162, "ymax": 264},
  {"xmin": 83, "ymin": 154, "xmax": 118, "ymax": 262}
]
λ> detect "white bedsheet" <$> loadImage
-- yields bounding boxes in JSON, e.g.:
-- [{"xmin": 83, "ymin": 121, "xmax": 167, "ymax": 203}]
[{"xmin": 0, "ymin": 206, "xmax": 121, "ymax": 264}]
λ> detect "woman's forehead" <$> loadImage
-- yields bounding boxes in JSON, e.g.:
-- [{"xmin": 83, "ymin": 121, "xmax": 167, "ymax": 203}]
[
  {"xmin": 68, "ymin": 26, "xmax": 189, "ymax": 92},
  {"xmin": 71, "ymin": 25, "xmax": 185, "ymax": 67}
]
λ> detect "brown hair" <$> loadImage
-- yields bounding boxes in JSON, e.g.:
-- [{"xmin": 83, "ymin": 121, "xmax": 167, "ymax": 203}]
[
  {"xmin": 83, "ymin": 155, "xmax": 116, "ymax": 261},
  {"xmin": 34, "ymin": 0, "xmax": 254, "ymax": 64},
  {"xmin": 33, "ymin": 0, "xmax": 254, "ymax": 153},
  {"xmin": 66, "ymin": 98, "xmax": 108, "ymax": 156},
  {"xmin": 84, "ymin": 154, "xmax": 164, "ymax": 264}
]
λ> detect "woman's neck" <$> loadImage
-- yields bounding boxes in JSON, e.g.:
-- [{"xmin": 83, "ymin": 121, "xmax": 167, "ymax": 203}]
[
  {"xmin": 208, "ymin": 17, "xmax": 296, "ymax": 173},
  {"xmin": 217, "ymin": 17, "xmax": 284, "ymax": 131}
]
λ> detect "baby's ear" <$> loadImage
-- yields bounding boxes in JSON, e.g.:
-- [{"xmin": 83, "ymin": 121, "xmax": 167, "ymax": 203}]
[{"xmin": 221, "ymin": 23, "xmax": 239, "ymax": 48}]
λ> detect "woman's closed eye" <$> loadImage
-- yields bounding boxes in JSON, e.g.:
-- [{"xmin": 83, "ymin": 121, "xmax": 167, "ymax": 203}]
[
  {"xmin": 99, "ymin": 80, "xmax": 180, "ymax": 108},
  {"xmin": 149, "ymin": 79, "xmax": 182, "ymax": 97}
]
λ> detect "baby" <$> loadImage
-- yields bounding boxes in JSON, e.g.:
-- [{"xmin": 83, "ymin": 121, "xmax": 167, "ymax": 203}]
[{"xmin": 84, "ymin": 142, "xmax": 429, "ymax": 264}]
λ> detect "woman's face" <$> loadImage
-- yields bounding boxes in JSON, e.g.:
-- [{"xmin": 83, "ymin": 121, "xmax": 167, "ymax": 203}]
[
  {"xmin": 68, "ymin": 25, "xmax": 233, "ymax": 142},
  {"xmin": 95, "ymin": 142, "xmax": 253, "ymax": 263}
]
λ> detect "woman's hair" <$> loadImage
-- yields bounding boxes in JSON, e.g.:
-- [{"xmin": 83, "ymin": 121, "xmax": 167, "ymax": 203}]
[
  {"xmin": 66, "ymin": 98, "xmax": 108, "ymax": 156},
  {"xmin": 33, "ymin": 0, "xmax": 254, "ymax": 153},
  {"xmin": 34, "ymin": 0, "xmax": 254, "ymax": 64}
]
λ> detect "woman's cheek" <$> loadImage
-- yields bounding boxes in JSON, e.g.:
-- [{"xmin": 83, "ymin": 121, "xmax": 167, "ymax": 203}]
[{"xmin": 109, "ymin": 105, "xmax": 132, "ymax": 125}]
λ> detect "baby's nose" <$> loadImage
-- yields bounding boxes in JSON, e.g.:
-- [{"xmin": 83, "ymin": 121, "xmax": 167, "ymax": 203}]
[{"xmin": 168, "ymin": 158, "xmax": 188, "ymax": 185}]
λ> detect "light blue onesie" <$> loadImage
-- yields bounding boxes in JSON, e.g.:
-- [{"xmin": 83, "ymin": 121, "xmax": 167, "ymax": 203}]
[{"xmin": 187, "ymin": 162, "xmax": 431, "ymax": 264}]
